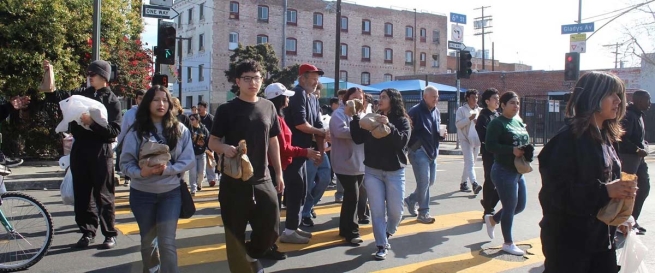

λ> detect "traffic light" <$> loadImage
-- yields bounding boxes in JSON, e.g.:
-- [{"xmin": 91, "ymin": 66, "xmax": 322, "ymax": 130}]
[
  {"xmin": 152, "ymin": 74, "xmax": 168, "ymax": 87},
  {"xmin": 564, "ymin": 52, "xmax": 580, "ymax": 81},
  {"xmin": 157, "ymin": 22, "xmax": 176, "ymax": 65},
  {"xmin": 458, "ymin": 50, "xmax": 473, "ymax": 79}
]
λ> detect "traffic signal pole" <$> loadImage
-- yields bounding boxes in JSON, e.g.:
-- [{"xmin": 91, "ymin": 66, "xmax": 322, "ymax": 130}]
[
  {"xmin": 154, "ymin": 19, "xmax": 162, "ymax": 74},
  {"xmin": 92, "ymin": 0, "xmax": 101, "ymax": 61}
]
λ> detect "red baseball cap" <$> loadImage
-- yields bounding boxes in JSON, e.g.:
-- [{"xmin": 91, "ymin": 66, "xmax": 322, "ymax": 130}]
[{"xmin": 298, "ymin": 64, "xmax": 324, "ymax": 76}]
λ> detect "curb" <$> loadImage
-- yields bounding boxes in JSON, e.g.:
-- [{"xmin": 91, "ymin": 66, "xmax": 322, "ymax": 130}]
[
  {"xmin": 439, "ymin": 149, "xmax": 463, "ymax": 155},
  {"xmin": 4, "ymin": 179, "xmax": 62, "ymax": 191}
]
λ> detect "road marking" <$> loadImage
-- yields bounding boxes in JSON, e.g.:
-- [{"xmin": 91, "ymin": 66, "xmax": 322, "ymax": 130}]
[
  {"xmin": 372, "ymin": 237, "xmax": 544, "ymax": 273},
  {"xmin": 173, "ymin": 210, "xmax": 481, "ymax": 265}
]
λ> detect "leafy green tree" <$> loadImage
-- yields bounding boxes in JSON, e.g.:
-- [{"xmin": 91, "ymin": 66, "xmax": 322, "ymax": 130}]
[
  {"xmin": 267, "ymin": 64, "xmax": 300, "ymax": 90},
  {"xmin": 224, "ymin": 43, "xmax": 280, "ymax": 95}
]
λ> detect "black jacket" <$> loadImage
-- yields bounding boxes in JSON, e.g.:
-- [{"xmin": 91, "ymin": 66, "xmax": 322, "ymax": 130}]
[
  {"xmin": 350, "ymin": 113, "xmax": 410, "ymax": 171},
  {"xmin": 619, "ymin": 104, "xmax": 646, "ymax": 154},
  {"xmin": 46, "ymin": 87, "xmax": 122, "ymax": 143},
  {"xmin": 538, "ymin": 124, "xmax": 618, "ymax": 252},
  {"xmin": 475, "ymin": 108, "xmax": 499, "ymax": 155}
]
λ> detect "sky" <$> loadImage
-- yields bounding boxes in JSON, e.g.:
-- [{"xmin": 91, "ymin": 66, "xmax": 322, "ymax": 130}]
[{"xmin": 141, "ymin": 0, "xmax": 655, "ymax": 71}]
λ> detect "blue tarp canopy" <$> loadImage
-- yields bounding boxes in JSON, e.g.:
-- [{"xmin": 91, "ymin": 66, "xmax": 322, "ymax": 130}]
[
  {"xmin": 294, "ymin": 77, "xmax": 381, "ymax": 92},
  {"xmin": 367, "ymin": 79, "xmax": 463, "ymax": 92}
]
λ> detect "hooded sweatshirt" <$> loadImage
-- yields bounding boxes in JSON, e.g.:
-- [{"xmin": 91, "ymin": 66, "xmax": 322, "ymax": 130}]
[
  {"xmin": 120, "ymin": 122, "xmax": 196, "ymax": 193},
  {"xmin": 329, "ymin": 104, "xmax": 365, "ymax": 175},
  {"xmin": 455, "ymin": 103, "xmax": 481, "ymax": 144}
]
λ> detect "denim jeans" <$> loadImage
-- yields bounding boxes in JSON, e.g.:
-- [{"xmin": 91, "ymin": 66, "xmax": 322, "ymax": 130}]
[
  {"xmin": 205, "ymin": 154, "xmax": 217, "ymax": 183},
  {"xmin": 189, "ymin": 154, "xmax": 206, "ymax": 193},
  {"xmin": 407, "ymin": 148, "xmax": 437, "ymax": 215},
  {"xmin": 364, "ymin": 166, "xmax": 405, "ymax": 248},
  {"xmin": 302, "ymin": 153, "xmax": 332, "ymax": 218},
  {"xmin": 461, "ymin": 141, "xmax": 480, "ymax": 183},
  {"xmin": 130, "ymin": 187, "xmax": 181, "ymax": 273},
  {"xmin": 491, "ymin": 163, "xmax": 527, "ymax": 244}
]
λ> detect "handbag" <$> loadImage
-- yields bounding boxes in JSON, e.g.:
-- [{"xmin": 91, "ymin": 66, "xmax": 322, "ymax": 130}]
[
  {"xmin": 597, "ymin": 172, "xmax": 636, "ymax": 226},
  {"xmin": 514, "ymin": 156, "xmax": 533, "ymax": 174},
  {"xmin": 217, "ymin": 140, "xmax": 254, "ymax": 181}
]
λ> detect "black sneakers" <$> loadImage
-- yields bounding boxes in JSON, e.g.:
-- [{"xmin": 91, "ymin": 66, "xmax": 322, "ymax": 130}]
[
  {"xmin": 460, "ymin": 182, "xmax": 472, "ymax": 192},
  {"xmin": 100, "ymin": 236, "xmax": 117, "ymax": 249},
  {"xmin": 472, "ymin": 182, "xmax": 483, "ymax": 194},
  {"xmin": 76, "ymin": 234, "xmax": 95, "ymax": 248},
  {"xmin": 262, "ymin": 244, "xmax": 287, "ymax": 260},
  {"xmin": 301, "ymin": 217, "xmax": 314, "ymax": 227}
]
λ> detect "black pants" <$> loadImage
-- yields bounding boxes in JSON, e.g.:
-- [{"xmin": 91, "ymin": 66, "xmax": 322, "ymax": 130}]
[
  {"xmin": 282, "ymin": 157, "xmax": 307, "ymax": 230},
  {"xmin": 358, "ymin": 182, "xmax": 370, "ymax": 221},
  {"xmin": 481, "ymin": 148, "xmax": 500, "ymax": 215},
  {"xmin": 70, "ymin": 140, "xmax": 117, "ymax": 238},
  {"xmin": 269, "ymin": 166, "xmax": 283, "ymax": 207},
  {"xmin": 219, "ymin": 177, "xmax": 279, "ymax": 273},
  {"xmin": 542, "ymin": 230, "xmax": 618, "ymax": 273},
  {"xmin": 337, "ymin": 174, "xmax": 364, "ymax": 240},
  {"xmin": 632, "ymin": 159, "xmax": 650, "ymax": 221}
]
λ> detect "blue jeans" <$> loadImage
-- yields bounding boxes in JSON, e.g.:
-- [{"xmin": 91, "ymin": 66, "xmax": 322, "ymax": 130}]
[
  {"xmin": 406, "ymin": 148, "xmax": 437, "ymax": 215},
  {"xmin": 130, "ymin": 187, "xmax": 181, "ymax": 273},
  {"xmin": 189, "ymin": 154, "xmax": 206, "ymax": 192},
  {"xmin": 491, "ymin": 163, "xmax": 527, "ymax": 244},
  {"xmin": 364, "ymin": 166, "xmax": 405, "ymax": 247},
  {"xmin": 205, "ymin": 153, "xmax": 217, "ymax": 182},
  {"xmin": 302, "ymin": 153, "xmax": 332, "ymax": 218}
]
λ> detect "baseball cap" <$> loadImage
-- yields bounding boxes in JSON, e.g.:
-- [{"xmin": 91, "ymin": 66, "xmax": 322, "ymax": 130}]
[
  {"xmin": 298, "ymin": 64, "xmax": 324, "ymax": 76},
  {"xmin": 264, "ymin": 83, "xmax": 295, "ymax": 99}
]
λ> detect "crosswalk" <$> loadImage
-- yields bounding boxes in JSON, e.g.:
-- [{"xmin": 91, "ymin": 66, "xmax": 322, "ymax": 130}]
[{"xmin": 111, "ymin": 186, "xmax": 545, "ymax": 272}]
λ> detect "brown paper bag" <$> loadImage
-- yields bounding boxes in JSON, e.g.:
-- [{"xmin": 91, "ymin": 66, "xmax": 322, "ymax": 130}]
[
  {"xmin": 597, "ymin": 172, "xmax": 636, "ymax": 226},
  {"xmin": 138, "ymin": 141, "xmax": 171, "ymax": 168},
  {"xmin": 217, "ymin": 140, "xmax": 254, "ymax": 181},
  {"xmin": 39, "ymin": 64, "xmax": 55, "ymax": 92}
]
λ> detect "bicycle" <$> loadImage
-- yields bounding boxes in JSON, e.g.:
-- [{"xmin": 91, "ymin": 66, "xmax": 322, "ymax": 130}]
[{"xmin": 0, "ymin": 165, "xmax": 54, "ymax": 272}]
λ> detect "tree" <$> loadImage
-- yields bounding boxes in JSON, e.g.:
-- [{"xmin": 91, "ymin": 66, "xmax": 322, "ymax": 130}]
[
  {"xmin": 224, "ymin": 44, "xmax": 280, "ymax": 95},
  {"xmin": 268, "ymin": 64, "xmax": 300, "ymax": 90},
  {"xmin": 619, "ymin": 1, "xmax": 655, "ymax": 66}
]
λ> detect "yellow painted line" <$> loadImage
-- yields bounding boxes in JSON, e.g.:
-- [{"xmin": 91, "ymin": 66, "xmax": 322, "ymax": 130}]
[
  {"xmin": 174, "ymin": 210, "xmax": 481, "ymax": 265},
  {"xmin": 372, "ymin": 238, "xmax": 544, "ymax": 273}
]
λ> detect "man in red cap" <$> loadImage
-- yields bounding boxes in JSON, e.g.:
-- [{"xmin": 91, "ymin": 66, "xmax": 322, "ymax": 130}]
[{"xmin": 279, "ymin": 64, "xmax": 327, "ymax": 244}]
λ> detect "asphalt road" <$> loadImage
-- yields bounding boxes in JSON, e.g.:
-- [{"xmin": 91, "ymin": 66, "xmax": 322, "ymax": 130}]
[{"xmin": 15, "ymin": 154, "xmax": 655, "ymax": 273}]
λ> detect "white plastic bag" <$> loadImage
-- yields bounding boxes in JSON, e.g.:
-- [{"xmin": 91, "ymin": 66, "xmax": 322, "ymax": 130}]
[
  {"xmin": 60, "ymin": 168, "xmax": 74, "ymax": 206},
  {"xmin": 617, "ymin": 229, "xmax": 649, "ymax": 273},
  {"xmin": 468, "ymin": 122, "xmax": 481, "ymax": 147},
  {"xmin": 55, "ymin": 95, "xmax": 108, "ymax": 133}
]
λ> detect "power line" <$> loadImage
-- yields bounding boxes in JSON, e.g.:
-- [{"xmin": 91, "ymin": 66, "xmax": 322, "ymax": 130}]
[
  {"xmin": 581, "ymin": 3, "xmax": 642, "ymax": 21},
  {"xmin": 587, "ymin": 0, "xmax": 655, "ymax": 40}
]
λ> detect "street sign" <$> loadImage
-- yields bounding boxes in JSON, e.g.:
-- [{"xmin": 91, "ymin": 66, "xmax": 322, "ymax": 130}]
[
  {"xmin": 450, "ymin": 12, "xmax": 467, "ymax": 24},
  {"xmin": 561, "ymin": 22, "xmax": 595, "ymax": 34},
  {"xmin": 150, "ymin": 0, "xmax": 173, "ymax": 8},
  {"xmin": 570, "ymin": 33, "xmax": 586, "ymax": 53},
  {"xmin": 451, "ymin": 24, "xmax": 464, "ymax": 43},
  {"xmin": 143, "ymin": 4, "xmax": 171, "ymax": 19},
  {"xmin": 448, "ymin": 41, "xmax": 465, "ymax": 50}
]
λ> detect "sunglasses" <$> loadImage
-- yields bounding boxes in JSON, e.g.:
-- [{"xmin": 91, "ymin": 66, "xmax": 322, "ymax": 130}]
[{"xmin": 87, "ymin": 71, "xmax": 97, "ymax": 77}]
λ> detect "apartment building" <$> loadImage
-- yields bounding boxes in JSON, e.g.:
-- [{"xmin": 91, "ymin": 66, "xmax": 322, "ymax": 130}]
[{"xmin": 174, "ymin": 0, "xmax": 448, "ymax": 105}]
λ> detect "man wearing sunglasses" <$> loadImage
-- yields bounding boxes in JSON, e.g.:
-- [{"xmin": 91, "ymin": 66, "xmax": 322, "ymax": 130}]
[{"xmin": 41, "ymin": 60, "xmax": 122, "ymax": 250}]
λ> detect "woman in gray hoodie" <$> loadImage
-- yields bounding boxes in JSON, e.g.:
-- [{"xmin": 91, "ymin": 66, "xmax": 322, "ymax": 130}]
[
  {"xmin": 330, "ymin": 87, "xmax": 366, "ymax": 244},
  {"xmin": 119, "ymin": 86, "xmax": 195, "ymax": 273}
]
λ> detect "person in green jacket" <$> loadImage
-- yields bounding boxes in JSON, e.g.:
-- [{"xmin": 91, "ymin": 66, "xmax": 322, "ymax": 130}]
[{"xmin": 482, "ymin": 91, "xmax": 530, "ymax": 256}]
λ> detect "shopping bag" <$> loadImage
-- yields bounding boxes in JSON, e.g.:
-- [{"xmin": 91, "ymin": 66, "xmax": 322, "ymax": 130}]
[
  {"xmin": 60, "ymin": 168, "xmax": 74, "ymax": 206},
  {"xmin": 55, "ymin": 95, "xmax": 108, "ymax": 133},
  {"xmin": 617, "ymin": 229, "xmax": 649, "ymax": 273}
]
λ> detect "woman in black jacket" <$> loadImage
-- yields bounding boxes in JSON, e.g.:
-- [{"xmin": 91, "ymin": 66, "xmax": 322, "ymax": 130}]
[
  {"xmin": 350, "ymin": 88, "xmax": 410, "ymax": 261},
  {"xmin": 538, "ymin": 71, "xmax": 638, "ymax": 273}
]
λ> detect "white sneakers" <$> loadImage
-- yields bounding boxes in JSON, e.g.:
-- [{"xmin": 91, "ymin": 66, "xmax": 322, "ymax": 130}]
[
  {"xmin": 502, "ymin": 243, "xmax": 525, "ymax": 256},
  {"xmin": 483, "ymin": 214, "xmax": 525, "ymax": 256},
  {"xmin": 484, "ymin": 214, "xmax": 495, "ymax": 239}
]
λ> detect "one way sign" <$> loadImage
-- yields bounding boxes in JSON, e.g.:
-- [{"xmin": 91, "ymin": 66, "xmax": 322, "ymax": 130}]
[{"xmin": 143, "ymin": 4, "xmax": 170, "ymax": 19}]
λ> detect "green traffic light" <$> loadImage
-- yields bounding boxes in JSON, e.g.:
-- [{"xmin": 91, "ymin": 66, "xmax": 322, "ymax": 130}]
[{"xmin": 165, "ymin": 49, "xmax": 172, "ymax": 58}]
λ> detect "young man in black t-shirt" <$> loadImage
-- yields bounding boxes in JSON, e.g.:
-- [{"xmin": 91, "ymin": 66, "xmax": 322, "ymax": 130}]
[{"xmin": 208, "ymin": 60, "xmax": 285, "ymax": 273}]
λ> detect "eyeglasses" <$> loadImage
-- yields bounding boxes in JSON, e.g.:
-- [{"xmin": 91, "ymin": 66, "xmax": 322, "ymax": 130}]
[
  {"xmin": 87, "ymin": 71, "xmax": 97, "ymax": 77},
  {"xmin": 239, "ymin": 76, "xmax": 263, "ymax": 83}
]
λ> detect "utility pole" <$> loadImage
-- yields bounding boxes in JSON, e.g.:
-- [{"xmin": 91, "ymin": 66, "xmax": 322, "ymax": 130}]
[
  {"xmin": 603, "ymin": 42, "xmax": 621, "ymax": 68},
  {"xmin": 333, "ymin": 0, "xmax": 342, "ymax": 97},
  {"xmin": 491, "ymin": 42, "xmax": 495, "ymax": 71},
  {"xmin": 92, "ymin": 0, "xmax": 101, "ymax": 61},
  {"xmin": 473, "ymin": 6, "xmax": 492, "ymax": 71},
  {"xmin": 176, "ymin": 36, "xmax": 192, "ymax": 99},
  {"xmin": 413, "ymin": 9, "xmax": 417, "ymax": 74},
  {"xmin": 154, "ymin": 19, "xmax": 162, "ymax": 74},
  {"xmin": 282, "ymin": 0, "xmax": 288, "ymax": 67}
]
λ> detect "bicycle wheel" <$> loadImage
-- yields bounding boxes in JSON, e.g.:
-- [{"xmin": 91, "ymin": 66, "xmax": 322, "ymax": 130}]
[{"xmin": 0, "ymin": 192, "xmax": 54, "ymax": 272}]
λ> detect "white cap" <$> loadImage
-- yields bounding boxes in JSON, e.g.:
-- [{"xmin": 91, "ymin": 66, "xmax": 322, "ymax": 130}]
[{"xmin": 264, "ymin": 83, "xmax": 295, "ymax": 99}]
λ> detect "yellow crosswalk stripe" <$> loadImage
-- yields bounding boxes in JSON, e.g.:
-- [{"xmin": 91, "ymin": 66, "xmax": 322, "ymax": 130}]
[{"xmin": 372, "ymin": 238, "xmax": 544, "ymax": 273}]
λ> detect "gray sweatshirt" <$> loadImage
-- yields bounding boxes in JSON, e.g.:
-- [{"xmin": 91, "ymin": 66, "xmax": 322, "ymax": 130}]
[
  {"xmin": 120, "ymin": 122, "xmax": 195, "ymax": 193},
  {"xmin": 329, "ymin": 105, "xmax": 365, "ymax": 175}
]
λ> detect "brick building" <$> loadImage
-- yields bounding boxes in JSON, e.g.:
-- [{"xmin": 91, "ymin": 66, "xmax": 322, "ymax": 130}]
[{"xmin": 172, "ymin": 0, "xmax": 449, "ymax": 106}]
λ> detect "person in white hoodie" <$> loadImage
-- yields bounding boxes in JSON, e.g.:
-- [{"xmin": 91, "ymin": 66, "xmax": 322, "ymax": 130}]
[
  {"xmin": 330, "ymin": 87, "xmax": 366, "ymax": 244},
  {"xmin": 116, "ymin": 89, "xmax": 145, "ymax": 186},
  {"xmin": 455, "ymin": 89, "xmax": 482, "ymax": 193}
]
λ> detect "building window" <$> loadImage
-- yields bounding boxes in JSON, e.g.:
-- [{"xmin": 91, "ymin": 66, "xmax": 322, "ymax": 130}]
[
  {"xmin": 405, "ymin": 51, "xmax": 413, "ymax": 65},
  {"xmin": 341, "ymin": 16, "xmax": 348, "ymax": 32},
  {"xmin": 340, "ymin": 70, "xmax": 348, "ymax": 82},
  {"xmin": 313, "ymin": 13, "xmax": 323, "ymax": 28},
  {"xmin": 432, "ymin": 54, "xmax": 440, "ymax": 67},
  {"xmin": 432, "ymin": 30, "xmax": 440, "ymax": 44},
  {"xmin": 187, "ymin": 38, "xmax": 192, "ymax": 54},
  {"xmin": 384, "ymin": 23, "xmax": 393, "ymax": 37},
  {"xmin": 188, "ymin": 7, "xmax": 194, "ymax": 24},
  {"xmin": 384, "ymin": 74, "xmax": 392, "ymax": 82},
  {"xmin": 199, "ymin": 3, "xmax": 205, "ymax": 20},
  {"xmin": 312, "ymin": 40, "xmax": 323, "ymax": 57},
  {"xmin": 198, "ymin": 34, "xmax": 204, "ymax": 51},
  {"xmin": 405, "ymin": 26, "xmax": 413, "ymax": 40},
  {"xmin": 420, "ymin": 52, "xmax": 426, "ymax": 67},
  {"xmin": 362, "ymin": 19, "xmax": 371, "ymax": 34},
  {"xmin": 340, "ymin": 43, "xmax": 348, "ymax": 59},
  {"xmin": 384, "ymin": 48, "xmax": 393, "ymax": 63},
  {"xmin": 361, "ymin": 72, "xmax": 370, "ymax": 85},
  {"xmin": 286, "ymin": 38, "xmax": 297, "ymax": 55},
  {"xmin": 186, "ymin": 96, "xmax": 193, "ymax": 108},
  {"xmin": 229, "ymin": 2, "xmax": 238, "ymax": 20},
  {"xmin": 286, "ymin": 9, "xmax": 297, "ymax": 25},
  {"xmin": 258, "ymin": 6, "xmax": 269, "ymax": 22},
  {"xmin": 229, "ymin": 32, "xmax": 238, "ymax": 50},
  {"xmin": 256, "ymin": 35, "xmax": 268, "ymax": 44},
  {"xmin": 199, "ymin": 64, "xmax": 204, "ymax": 81},
  {"xmin": 361, "ymin": 46, "xmax": 370, "ymax": 62},
  {"xmin": 420, "ymin": 28, "xmax": 426, "ymax": 42},
  {"xmin": 187, "ymin": 67, "xmax": 192, "ymax": 82},
  {"xmin": 177, "ymin": 11, "xmax": 183, "ymax": 28}
]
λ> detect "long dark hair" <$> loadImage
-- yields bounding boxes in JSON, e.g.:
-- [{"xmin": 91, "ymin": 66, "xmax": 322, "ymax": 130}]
[
  {"xmin": 342, "ymin": 87, "xmax": 362, "ymax": 105},
  {"xmin": 380, "ymin": 88, "xmax": 409, "ymax": 121},
  {"xmin": 269, "ymin": 95, "xmax": 286, "ymax": 117},
  {"xmin": 133, "ymin": 85, "xmax": 181, "ymax": 149}
]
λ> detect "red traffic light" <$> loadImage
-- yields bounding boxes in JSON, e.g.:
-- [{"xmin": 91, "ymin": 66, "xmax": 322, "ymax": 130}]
[{"xmin": 567, "ymin": 56, "xmax": 573, "ymax": 62}]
